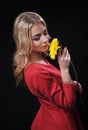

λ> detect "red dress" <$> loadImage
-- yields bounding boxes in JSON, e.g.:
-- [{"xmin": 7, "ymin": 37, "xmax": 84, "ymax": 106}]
[{"xmin": 24, "ymin": 59, "xmax": 84, "ymax": 130}]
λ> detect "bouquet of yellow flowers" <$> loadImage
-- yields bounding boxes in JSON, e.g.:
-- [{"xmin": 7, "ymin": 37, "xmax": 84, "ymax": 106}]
[{"xmin": 49, "ymin": 38, "xmax": 61, "ymax": 60}]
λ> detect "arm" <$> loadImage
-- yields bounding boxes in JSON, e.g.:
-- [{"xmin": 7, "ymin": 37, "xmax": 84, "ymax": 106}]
[
  {"xmin": 58, "ymin": 46, "xmax": 82, "ymax": 93},
  {"xmin": 58, "ymin": 46, "xmax": 72, "ymax": 83},
  {"xmin": 24, "ymin": 65, "xmax": 78, "ymax": 109}
]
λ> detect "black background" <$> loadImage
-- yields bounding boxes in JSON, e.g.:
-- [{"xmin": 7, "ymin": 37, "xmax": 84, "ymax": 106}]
[{"xmin": 1, "ymin": 1, "xmax": 88, "ymax": 130}]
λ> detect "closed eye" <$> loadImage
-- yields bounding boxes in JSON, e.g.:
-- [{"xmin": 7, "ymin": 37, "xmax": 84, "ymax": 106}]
[{"xmin": 32, "ymin": 34, "xmax": 41, "ymax": 41}]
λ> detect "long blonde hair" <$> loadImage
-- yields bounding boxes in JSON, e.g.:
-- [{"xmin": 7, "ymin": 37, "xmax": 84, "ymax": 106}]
[{"xmin": 12, "ymin": 11, "xmax": 47, "ymax": 84}]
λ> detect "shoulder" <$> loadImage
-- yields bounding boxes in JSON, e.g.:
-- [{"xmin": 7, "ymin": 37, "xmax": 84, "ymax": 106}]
[
  {"xmin": 24, "ymin": 63, "xmax": 50, "ymax": 77},
  {"xmin": 24, "ymin": 63, "xmax": 41, "ymax": 75}
]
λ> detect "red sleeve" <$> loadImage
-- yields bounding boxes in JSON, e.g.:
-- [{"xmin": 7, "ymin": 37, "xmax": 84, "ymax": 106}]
[{"xmin": 24, "ymin": 67, "xmax": 78, "ymax": 109}]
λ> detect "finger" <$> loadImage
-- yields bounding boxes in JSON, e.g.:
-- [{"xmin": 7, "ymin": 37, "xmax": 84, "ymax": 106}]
[
  {"xmin": 73, "ymin": 81, "xmax": 82, "ymax": 93},
  {"xmin": 58, "ymin": 48, "xmax": 63, "ymax": 55},
  {"xmin": 62, "ymin": 46, "xmax": 67, "ymax": 57},
  {"xmin": 78, "ymin": 82, "xmax": 82, "ymax": 93},
  {"xmin": 66, "ymin": 49, "xmax": 71, "ymax": 59}
]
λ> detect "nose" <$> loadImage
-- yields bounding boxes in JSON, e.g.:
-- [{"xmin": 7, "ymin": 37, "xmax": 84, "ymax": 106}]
[{"xmin": 41, "ymin": 35, "xmax": 49, "ymax": 43}]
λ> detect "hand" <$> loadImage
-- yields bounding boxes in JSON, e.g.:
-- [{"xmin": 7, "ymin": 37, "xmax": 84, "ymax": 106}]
[
  {"xmin": 58, "ymin": 46, "xmax": 71, "ymax": 70},
  {"xmin": 73, "ymin": 81, "xmax": 83, "ymax": 93}
]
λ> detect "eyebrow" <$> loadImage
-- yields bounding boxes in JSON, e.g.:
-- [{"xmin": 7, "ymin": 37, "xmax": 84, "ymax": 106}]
[{"xmin": 32, "ymin": 33, "xmax": 41, "ymax": 37}]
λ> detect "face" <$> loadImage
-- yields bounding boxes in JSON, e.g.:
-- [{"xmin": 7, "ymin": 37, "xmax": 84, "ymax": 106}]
[{"xmin": 31, "ymin": 23, "xmax": 50, "ymax": 53}]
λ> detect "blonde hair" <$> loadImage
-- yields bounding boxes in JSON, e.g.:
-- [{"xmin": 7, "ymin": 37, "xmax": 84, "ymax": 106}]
[{"xmin": 12, "ymin": 11, "xmax": 47, "ymax": 84}]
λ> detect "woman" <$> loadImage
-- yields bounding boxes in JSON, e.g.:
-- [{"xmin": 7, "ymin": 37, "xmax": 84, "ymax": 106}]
[{"xmin": 12, "ymin": 11, "xmax": 84, "ymax": 130}]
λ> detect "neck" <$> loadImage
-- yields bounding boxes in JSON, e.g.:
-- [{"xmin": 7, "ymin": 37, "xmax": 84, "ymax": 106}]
[
  {"xmin": 30, "ymin": 51, "xmax": 43, "ymax": 62},
  {"xmin": 29, "ymin": 51, "xmax": 47, "ymax": 65}
]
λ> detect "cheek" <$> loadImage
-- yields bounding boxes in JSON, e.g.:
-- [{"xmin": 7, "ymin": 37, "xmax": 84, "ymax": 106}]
[{"xmin": 32, "ymin": 41, "xmax": 41, "ymax": 48}]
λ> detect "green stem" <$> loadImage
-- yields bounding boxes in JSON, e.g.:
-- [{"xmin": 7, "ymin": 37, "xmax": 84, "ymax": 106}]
[{"xmin": 71, "ymin": 60, "xmax": 86, "ymax": 111}]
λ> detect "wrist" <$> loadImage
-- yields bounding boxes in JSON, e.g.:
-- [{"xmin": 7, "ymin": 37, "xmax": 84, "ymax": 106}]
[
  {"xmin": 60, "ymin": 69, "xmax": 72, "ymax": 84},
  {"xmin": 62, "ymin": 80, "xmax": 73, "ymax": 84},
  {"xmin": 60, "ymin": 68, "xmax": 69, "ymax": 73}
]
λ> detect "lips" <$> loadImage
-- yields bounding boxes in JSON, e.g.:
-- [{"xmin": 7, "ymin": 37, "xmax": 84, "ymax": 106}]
[{"xmin": 42, "ymin": 45, "xmax": 48, "ymax": 48}]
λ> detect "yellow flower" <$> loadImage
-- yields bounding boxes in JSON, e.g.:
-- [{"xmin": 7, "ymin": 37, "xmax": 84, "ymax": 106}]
[{"xmin": 49, "ymin": 38, "xmax": 61, "ymax": 60}]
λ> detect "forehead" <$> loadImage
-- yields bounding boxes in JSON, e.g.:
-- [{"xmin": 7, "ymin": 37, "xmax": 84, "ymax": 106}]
[{"xmin": 31, "ymin": 23, "xmax": 46, "ymax": 35}]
